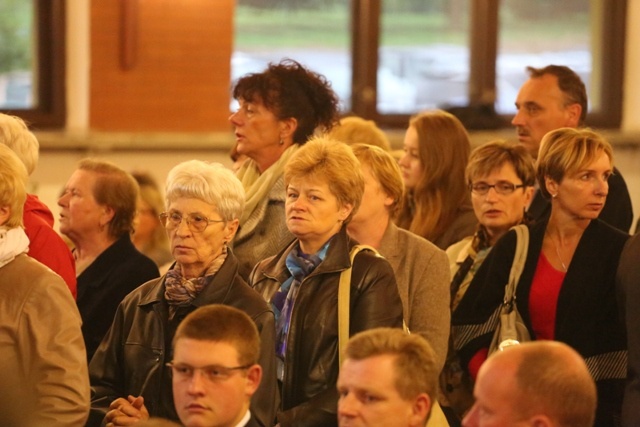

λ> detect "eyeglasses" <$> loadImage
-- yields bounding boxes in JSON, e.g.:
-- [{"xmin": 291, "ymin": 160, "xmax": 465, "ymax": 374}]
[
  {"xmin": 469, "ymin": 181, "xmax": 526, "ymax": 195},
  {"xmin": 166, "ymin": 362, "xmax": 251, "ymax": 382},
  {"xmin": 159, "ymin": 211, "xmax": 225, "ymax": 233}
]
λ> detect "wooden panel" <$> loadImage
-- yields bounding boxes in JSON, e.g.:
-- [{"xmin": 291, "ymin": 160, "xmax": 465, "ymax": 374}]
[{"xmin": 90, "ymin": 0, "xmax": 233, "ymax": 132}]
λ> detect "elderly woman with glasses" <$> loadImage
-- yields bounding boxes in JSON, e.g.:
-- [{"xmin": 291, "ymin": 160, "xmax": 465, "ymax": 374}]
[{"xmin": 88, "ymin": 160, "xmax": 277, "ymax": 427}]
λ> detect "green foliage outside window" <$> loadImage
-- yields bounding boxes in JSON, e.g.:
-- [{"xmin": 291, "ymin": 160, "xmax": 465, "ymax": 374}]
[{"xmin": 0, "ymin": 0, "xmax": 32, "ymax": 74}]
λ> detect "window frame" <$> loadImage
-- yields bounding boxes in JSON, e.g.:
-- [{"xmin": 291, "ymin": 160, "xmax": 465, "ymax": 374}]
[
  {"xmin": 0, "ymin": 0, "xmax": 66, "ymax": 128},
  {"xmin": 351, "ymin": 0, "xmax": 626, "ymax": 129}
]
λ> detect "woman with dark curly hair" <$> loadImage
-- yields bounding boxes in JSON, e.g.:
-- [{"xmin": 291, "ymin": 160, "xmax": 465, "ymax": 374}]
[{"xmin": 229, "ymin": 59, "xmax": 340, "ymax": 280}]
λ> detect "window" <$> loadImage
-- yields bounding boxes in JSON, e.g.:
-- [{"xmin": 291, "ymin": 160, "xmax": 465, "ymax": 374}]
[
  {"xmin": 0, "ymin": 0, "xmax": 65, "ymax": 128},
  {"xmin": 234, "ymin": 0, "xmax": 625, "ymax": 129},
  {"xmin": 232, "ymin": 0, "xmax": 351, "ymax": 111}
]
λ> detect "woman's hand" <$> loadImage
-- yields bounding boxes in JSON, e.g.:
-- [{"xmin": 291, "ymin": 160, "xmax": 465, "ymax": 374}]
[{"xmin": 105, "ymin": 395, "xmax": 149, "ymax": 426}]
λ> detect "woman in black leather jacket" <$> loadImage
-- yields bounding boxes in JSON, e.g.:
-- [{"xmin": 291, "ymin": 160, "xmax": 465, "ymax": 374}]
[
  {"xmin": 250, "ymin": 136, "xmax": 404, "ymax": 427},
  {"xmin": 88, "ymin": 161, "xmax": 277, "ymax": 427}
]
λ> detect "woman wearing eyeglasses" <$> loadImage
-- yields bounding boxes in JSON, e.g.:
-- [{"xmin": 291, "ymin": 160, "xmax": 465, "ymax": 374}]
[
  {"xmin": 88, "ymin": 160, "xmax": 277, "ymax": 427},
  {"xmin": 440, "ymin": 140, "xmax": 534, "ymax": 422},
  {"xmin": 447, "ymin": 141, "xmax": 535, "ymax": 313},
  {"xmin": 452, "ymin": 129, "xmax": 629, "ymax": 426}
]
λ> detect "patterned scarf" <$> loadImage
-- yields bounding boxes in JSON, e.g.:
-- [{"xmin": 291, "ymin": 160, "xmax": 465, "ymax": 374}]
[
  {"xmin": 164, "ymin": 245, "xmax": 228, "ymax": 318},
  {"xmin": 273, "ymin": 241, "xmax": 330, "ymax": 366}
]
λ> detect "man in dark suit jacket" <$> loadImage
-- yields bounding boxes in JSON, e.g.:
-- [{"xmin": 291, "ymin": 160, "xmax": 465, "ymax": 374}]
[
  {"xmin": 104, "ymin": 305, "xmax": 265, "ymax": 427},
  {"xmin": 512, "ymin": 65, "xmax": 633, "ymax": 232},
  {"xmin": 617, "ymin": 233, "xmax": 640, "ymax": 426}
]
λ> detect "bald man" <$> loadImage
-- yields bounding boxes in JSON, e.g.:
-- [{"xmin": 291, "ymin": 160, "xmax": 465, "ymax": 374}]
[{"xmin": 463, "ymin": 341, "xmax": 596, "ymax": 427}]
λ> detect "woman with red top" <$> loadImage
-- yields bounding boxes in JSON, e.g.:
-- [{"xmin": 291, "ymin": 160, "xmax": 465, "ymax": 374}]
[{"xmin": 452, "ymin": 127, "xmax": 629, "ymax": 427}]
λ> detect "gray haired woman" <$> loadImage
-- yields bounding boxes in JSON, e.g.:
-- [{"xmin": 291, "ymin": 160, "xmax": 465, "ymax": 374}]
[{"xmin": 89, "ymin": 160, "xmax": 277, "ymax": 427}]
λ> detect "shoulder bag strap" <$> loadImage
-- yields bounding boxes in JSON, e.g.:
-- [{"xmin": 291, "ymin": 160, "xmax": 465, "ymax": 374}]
[{"xmin": 504, "ymin": 224, "xmax": 529, "ymax": 305}]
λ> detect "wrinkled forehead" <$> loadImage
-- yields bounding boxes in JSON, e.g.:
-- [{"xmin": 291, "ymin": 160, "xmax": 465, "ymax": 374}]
[{"xmin": 519, "ymin": 75, "xmax": 567, "ymax": 107}]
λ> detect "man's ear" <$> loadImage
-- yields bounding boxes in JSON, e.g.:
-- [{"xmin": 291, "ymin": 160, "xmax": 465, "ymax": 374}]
[
  {"xmin": 245, "ymin": 364, "xmax": 262, "ymax": 397},
  {"xmin": 529, "ymin": 414, "xmax": 554, "ymax": 427},
  {"xmin": 408, "ymin": 393, "xmax": 431, "ymax": 427},
  {"xmin": 565, "ymin": 103, "xmax": 582, "ymax": 127}
]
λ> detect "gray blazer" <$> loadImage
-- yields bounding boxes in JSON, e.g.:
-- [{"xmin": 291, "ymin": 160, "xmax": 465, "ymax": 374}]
[{"xmin": 379, "ymin": 222, "xmax": 451, "ymax": 370}]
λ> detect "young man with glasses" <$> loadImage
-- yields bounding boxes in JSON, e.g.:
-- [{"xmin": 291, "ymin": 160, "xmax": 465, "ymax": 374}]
[{"xmin": 168, "ymin": 304, "xmax": 263, "ymax": 427}]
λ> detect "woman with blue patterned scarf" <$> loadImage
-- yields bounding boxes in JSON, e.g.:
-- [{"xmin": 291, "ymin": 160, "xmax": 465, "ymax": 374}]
[{"xmin": 250, "ymin": 136, "xmax": 404, "ymax": 427}]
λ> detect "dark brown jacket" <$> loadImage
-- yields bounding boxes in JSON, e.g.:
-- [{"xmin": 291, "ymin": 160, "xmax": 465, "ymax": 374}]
[{"xmin": 250, "ymin": 226, "xmax": 404, "ymax": 427}]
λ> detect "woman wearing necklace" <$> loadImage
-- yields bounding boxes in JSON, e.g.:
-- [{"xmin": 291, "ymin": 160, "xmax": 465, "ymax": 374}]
[{"xmin": 452, "ymin": 128, "xmax": 629, "ymax": 426}]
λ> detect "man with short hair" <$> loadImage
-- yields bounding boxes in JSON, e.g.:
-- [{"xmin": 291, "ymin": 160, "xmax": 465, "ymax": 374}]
[
  {"xmin": 114, "ymin": 305, "xmax": 264, "ymax": 427},
  {"xmin": 512, "ymin": 64, "xmax": 633, "ymax": 232},
  {"xmin": 463, "ymin": 341, "xmax": 597, "ymax": 427},
  {"xmin": 169, "ymin": 305, "xmax": 263, "ymax": 427},
  {"xmin": 336, "ymin": 328, "xmax": 439, "ymax": 427}
]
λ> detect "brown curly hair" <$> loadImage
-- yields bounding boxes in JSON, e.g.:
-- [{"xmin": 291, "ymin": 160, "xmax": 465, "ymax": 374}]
[{"xmin": 232, "ymin": 58, "xmax": 340, "ymax": 144}]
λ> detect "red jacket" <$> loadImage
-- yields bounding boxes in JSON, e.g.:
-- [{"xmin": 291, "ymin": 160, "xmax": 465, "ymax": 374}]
[{"xmin": 23, "ymin": 194, "xmax": 77, "ymax": 298}]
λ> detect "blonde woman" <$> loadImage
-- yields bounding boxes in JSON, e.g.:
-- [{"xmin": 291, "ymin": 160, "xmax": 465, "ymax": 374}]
[{"xmin": 453, "ymin": 128, "xmax": 629, "ymax": 426}]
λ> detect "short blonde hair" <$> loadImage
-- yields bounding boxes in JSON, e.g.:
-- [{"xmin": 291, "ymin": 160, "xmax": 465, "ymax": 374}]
[
  {"xmin": 0, "ymin": 113, "xmax": 39, "ymax": 176},
  {"xmin": 536, "ymin": 128, "xmax": 613, "ymax": 199},
  {"xmin": 329, "ymin": 116, "xmax": 391, "ymax": 152},
  {"xmin": 285, "ymin": 136, "xmax": 364, "ymax": 223},
  {"xmin": 0, "ymin": 144, "xmax": 28, "ymax": 227},
  {"xmin": 344, "ymin": 328, "xmax": 438, "ymax": 404},
  {"xmin": 351, "ymin": 143, "xmax": 404, "ymax": 216}
]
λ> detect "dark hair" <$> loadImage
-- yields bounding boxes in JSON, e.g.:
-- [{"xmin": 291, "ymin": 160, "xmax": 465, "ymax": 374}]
[
  {"xmin": 232, "ymin": 58, "xmax": 340, "ymax": 144},
  {"xmin": 526, "ymin": 65, "xmax": 587, "ymax": 125}
]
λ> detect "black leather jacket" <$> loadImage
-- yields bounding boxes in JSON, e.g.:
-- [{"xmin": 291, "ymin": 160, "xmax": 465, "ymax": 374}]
[
  {"xmin": 249, "ymin": 227, "xmax": 404, "ymax": 427},
  {"xmin": 88, "ymin": 253, "xmax": 278, "ymax": 427}
]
